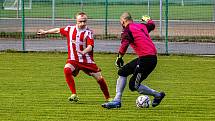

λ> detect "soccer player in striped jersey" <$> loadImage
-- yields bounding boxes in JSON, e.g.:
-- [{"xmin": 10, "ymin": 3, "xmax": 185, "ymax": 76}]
[
  {"xmin": 37, "ymin": 12, "xmax": 111, "ymax": 103},
  {"xmin": 102, "ymin": 12, "xmax": 165, "ymax": 109}
]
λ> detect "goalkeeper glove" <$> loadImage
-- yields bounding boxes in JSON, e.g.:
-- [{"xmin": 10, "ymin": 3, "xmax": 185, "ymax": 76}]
[
  {"xmin": 141, "ymin": 15, "xmax": 151, "ymax": 23},
  {"xmin": 115, "ymin": 54, "xmax": 124, "ymax": 68}
]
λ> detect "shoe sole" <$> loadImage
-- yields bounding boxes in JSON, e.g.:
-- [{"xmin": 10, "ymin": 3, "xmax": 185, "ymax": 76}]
[{"xmin": 101, "ymin": 104, "xmax": 121, "ymax": 109}]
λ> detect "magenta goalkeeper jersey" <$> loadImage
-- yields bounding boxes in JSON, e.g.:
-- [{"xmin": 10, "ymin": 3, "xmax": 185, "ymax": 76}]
[{"xmin": 119, "ymin": 20, "xmax": 157, "ymax": 57}]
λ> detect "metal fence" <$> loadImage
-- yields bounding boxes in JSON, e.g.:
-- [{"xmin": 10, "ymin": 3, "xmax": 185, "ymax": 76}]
[{"xmin": 0, "ymin": 0, "xmax": 215, "ymax": 54}]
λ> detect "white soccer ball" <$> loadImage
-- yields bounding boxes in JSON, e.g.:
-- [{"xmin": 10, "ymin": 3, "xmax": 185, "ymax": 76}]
[{"xmin": 136, "ymin": 95, "xmax": 150, "ymax": 108}]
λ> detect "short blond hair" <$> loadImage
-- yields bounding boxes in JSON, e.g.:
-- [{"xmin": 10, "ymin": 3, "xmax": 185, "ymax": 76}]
[
  {"xmin": 120, "ymin": 12, "xmax": 133, "ymax": 21},
  {"xmin": 76, "ymin": 12, "xmax": 87, "ymax": 19}
]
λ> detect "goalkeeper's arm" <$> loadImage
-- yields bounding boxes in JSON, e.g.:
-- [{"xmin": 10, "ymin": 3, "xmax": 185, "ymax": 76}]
[
  {"xmin": 141, "ymin": 15, "xmax": 151, "ymax": 23},
  {"xmin": 141, "ymin": 15, "xmax": 155, "ymax": 33},
  {"xmin": 115, "ymin": 53, "xmax": 124, "ymax": 68}
]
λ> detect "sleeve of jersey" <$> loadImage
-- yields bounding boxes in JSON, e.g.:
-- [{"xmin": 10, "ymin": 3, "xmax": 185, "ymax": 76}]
[
  {"xmin": 119, "ymin": 32, "xmax": 130, "ymax": 56},
  {"xmin": 86, "ymin": 38, "xmax": 94, "ymax": 47},
  {"xmin": 145, "ymin": 19, "xmax": 155, "ymax": 33},
  {"xmin": 60, "ymin": 27, "xmax": 68, "ymax": 36},
  {"xmin": 86, "ymin": 32, "xmax": 94, "ymax": 48}
]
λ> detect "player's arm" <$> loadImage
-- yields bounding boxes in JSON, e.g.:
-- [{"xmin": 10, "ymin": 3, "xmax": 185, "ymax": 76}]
[
  {"xmin": 119, "ymin": 28, "xmax": 131, "ymax": 56},
  {"xmin": 141, "ymin": 15, "xmax": 155, "ymax": 33},
  {"xmin": 37, "ymin": 28, "xmax": 60, "ymax": 35},
  {"xmin": 78, "ymin": 33, "xmax": 94, "ymax": 55},
  {"xmin": 78, "ymin": 45, "xmax": 93, "ymax": 55},
  {"xmin": 115, "ymin": 42, "xmax": 128, "ymax": 68},
  {"xmin": 115, "ymin": 52, "xmax": 124, "ymax": 68},
  {"xmin": 116, "ymin": 29, "xmax": 131, "ymax": 68}
]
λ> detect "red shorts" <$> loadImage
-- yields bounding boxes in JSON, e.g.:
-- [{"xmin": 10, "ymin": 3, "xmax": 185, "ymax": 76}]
[{"xmin": 66, "ymin": 60, "xmax": 101, "ymax": 76}]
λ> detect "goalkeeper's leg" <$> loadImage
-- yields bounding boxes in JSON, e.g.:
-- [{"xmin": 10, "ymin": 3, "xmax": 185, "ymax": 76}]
[
  {"xmin": 129, "ymin": 56, "xmax": 165, "ymax": 107},
  {"xmin": 101, "ymin": 59, "xmax": 137, "ymax": 109},
  {"xmin": 129, "ymin": 65, "xmax": 158, "ymax": 95}
]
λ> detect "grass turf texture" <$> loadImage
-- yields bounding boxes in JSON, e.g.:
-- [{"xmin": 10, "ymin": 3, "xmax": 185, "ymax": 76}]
[
  {"xmin": 0, "ymin": 4, "xmax": 213, "ymax": 21},
  {"xmin": 0, "ymin": 52, "xmax": 215, "ymax": 121}
]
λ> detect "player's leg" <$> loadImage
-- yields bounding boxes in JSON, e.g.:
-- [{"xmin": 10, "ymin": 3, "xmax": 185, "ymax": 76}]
[
  {"xmin": 137, "ymin": 57, "xmax": 165, "ymax": 107},
  {"xmin": 129, "ymin": 56, "xmax": 157, "ymax": 93},
  {"xmin": 102, "ymin": 58, "xmax": 138, "ymax": 109},
  {"xmin": 129, "ymin": 56, "xmax": 165, "ymax": 107},
  {"xmin": 129, "ymin": 65, "xmax": 159, "ymax": 96},
  {"xmin": 113, "ymin": 58, "xmax": 138, "ymax": 102},
  {"xmin": 64, "ymin": 63, "xmax": 76, "ymax": 94},
  {"xmin": 64, "ymin": 63, "xmax": 79, "ymax": 102},
  {"xmin": 91, "ymin": 72, "xmax": 111, "ymax": 101},
  {"xmin": 113, "ymin": 76, "xmax": 127, "ymax": 102},
  {"xmin": 81, "ymin": 63, "xmax": 111, "ymax": 101},
  {"xmin": 101, "ymin": 76, "xmax": 127, "ymax": 109}
]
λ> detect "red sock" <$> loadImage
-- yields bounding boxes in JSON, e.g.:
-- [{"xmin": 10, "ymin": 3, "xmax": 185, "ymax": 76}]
[
  {"xmin": 64, "ymin": 67, "xmax": 76, "ymax": 94},
  {"xmin": 97, "ymin": 78, "xmax": 110, "ymax": 100}
]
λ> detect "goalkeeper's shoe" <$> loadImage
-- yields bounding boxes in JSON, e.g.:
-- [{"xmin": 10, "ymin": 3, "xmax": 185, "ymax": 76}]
[
  {"xmin": 68, "ymin": 94, "xmax": 79, "ymax": 102},
  {"xmin": 101, "ymin": 101, "xmax": 121, "ymax": 109},
  {"xmin": 152, "ymin": 92, "xmax": 165, "ymax": 107}
]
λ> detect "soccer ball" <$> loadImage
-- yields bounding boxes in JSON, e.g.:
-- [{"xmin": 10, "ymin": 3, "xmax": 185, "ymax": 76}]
[{"xmin": 136, "ymin": 95, "xmax": 150, "ymax": 108}]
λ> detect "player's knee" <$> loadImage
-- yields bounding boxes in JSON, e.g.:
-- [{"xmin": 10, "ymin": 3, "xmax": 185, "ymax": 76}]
[
  {"xmin": 91, "ymin": 72, "xmax": 103, "ymax": 81},
  {"xmin": 118, "ymin": 68, "xmax": 127, "ymax": 77},
  {"xmin": 96, "ymin": 74, "xmax": 104, "ymax": 82},
  {"xmin": 129, "ymin": 76, "xmax": 138, "ymax": 91},
  {"xmin": 64, "ymin": 63, "xmax": 77, "ymax": 76},
  {"xmin": 129, "ymin": 83, "xmax": 136, "ymax": 91},
  {"xmin": 64, "ymin": 67, "xmax": 72, "ymax": 75},
  {"xmin": 97, "ymin": 76, "xmax": 104, "ymax": 82}
]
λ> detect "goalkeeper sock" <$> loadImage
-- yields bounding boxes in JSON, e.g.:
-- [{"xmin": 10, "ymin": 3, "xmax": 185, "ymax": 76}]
[
  {"xmin": 97, "ymin": 78, "xmax": 110, "ymax": 100},
  {"xmin": 114, "ymin": 76, "xmax": 127, "ymax": 102},
  {"xmin": 137, "ymin": 84, "xmax": 158, "ymax": 96},
  {"xmin": 64, "ymin": 67, "xmax": 76, "ymax": 94}
]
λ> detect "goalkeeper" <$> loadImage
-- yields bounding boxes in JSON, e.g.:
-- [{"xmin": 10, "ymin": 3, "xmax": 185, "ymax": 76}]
[{"xmin": 102, "ymin": 12, "xmax": 165, "ymax": 109}]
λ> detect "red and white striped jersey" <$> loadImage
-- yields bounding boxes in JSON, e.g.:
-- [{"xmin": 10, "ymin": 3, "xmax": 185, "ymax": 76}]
[{"xmin": 60, "ymin": 25, "xmax": 95, "ymax": 63}]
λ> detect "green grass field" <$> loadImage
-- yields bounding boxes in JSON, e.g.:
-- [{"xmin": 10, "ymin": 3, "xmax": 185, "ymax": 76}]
[
  {"xmin": 0, "ymin": 52, "xmax": 215, "ymax": 121},
  {"xmin": 0, "ymin": 4, "xmax": 213, "ymax": 21}
]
